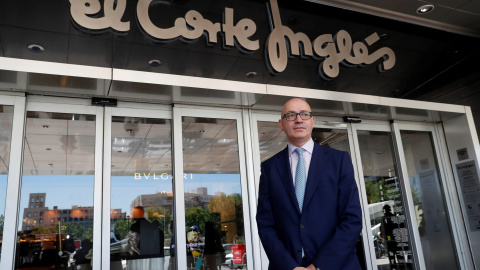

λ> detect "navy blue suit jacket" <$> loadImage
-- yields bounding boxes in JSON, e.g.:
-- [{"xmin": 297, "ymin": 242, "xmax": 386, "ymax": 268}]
[{"xmin": 256, "ymin": 143, "xmax": 362, "ymax": 270}]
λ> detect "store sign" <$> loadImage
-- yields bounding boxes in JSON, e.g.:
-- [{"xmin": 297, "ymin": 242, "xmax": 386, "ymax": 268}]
[{"xmin": 69, "ymin": 0, "xmax": 395, "ymax": 79}]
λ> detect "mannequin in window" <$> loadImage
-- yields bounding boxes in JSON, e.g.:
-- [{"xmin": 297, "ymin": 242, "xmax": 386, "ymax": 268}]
[{"xmin": 127, "ymin": 206, "xmax": 165, "ymax": 270}]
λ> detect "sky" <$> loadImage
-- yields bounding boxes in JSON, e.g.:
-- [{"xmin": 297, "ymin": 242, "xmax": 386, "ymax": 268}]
[{"xmin": 0, "ymin": 174, "xmax": 241, "ymax": 228}]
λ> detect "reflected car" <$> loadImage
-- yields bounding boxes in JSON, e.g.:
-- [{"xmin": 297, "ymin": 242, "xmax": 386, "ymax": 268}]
[
  {"xmin": 225, "ymin": 253, "xmax": 233, "ymax": 266},
  {"xmin": 222, "ymin": 244, "xmax": 235, "ymax": 266}
]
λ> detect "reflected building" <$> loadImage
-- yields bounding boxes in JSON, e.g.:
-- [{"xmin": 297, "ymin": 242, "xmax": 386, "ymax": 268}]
[
  {"xmin": 130, "ymin": 187, "xmax": 215, "ymax": 212},
  {"xmin": 22, "ymin": 193, "xmax": 125, "ymax": 231}
]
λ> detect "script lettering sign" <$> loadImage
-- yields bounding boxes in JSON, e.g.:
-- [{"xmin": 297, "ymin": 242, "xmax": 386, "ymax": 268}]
[{"xmin": 68, "ymin": 0, "xmax": 395, "ymax": 79}]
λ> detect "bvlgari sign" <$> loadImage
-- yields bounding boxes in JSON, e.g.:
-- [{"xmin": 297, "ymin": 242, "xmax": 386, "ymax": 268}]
[{"xmin": 69, "ymin": 0, "xmax": 395, "ymax": 79}]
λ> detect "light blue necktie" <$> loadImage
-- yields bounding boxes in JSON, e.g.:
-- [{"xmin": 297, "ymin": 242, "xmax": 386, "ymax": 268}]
[
  {"xmin": 295, "ymin": 148, "xmax": 306, "ymax": 213},
  {"xmin": 295, "ymin": 148, "xmax": 306, "ymax": 258}
]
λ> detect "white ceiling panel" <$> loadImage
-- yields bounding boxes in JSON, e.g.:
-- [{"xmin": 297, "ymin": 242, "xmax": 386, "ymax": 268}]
[
  {"xmin": 26, "ymin": 118, "xmax": 67, "ymax": 135},
  {"xmin": 68, "ymin": 120, "xmax": 96, "ymax": 136}
]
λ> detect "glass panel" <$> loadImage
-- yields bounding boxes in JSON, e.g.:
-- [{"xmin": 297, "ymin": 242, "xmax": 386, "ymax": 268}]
[
  {"xmin": 358, "ymin": 131, "xmax": 416, "ymax": 270},
  {"xmin": 0, "ymin": 105, "xmax": 14, "ymax": 263},
  {"xmin": 257, "ymin": 121, "xmax": 350, "ymax": 162},
  {"xmin": 400, "ymin": 130, "xmax": 459, "ymax": 269},
  {"xmin": 16, "ymin": 112, "xmax": 96, "ymax": 270},
  {"xmin": 110, "ymin": 116, "xmax": 173, "ymax": 270},
  {"xmin": 182, "ymin": 117, "xmax": 246, "ymax": 269}
]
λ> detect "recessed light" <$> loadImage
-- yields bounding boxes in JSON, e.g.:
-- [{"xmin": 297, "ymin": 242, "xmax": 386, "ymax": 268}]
[
  {"xmin": 245, "ymin": 71, "xmax": 257, "ymax": 78},
  {"xmin": 48, "ymin": 163, "xmax": 53, "ymax": 166},
  {"xmin": 42, "ymin": 125, "xmax": 49, "ymax": 128},
  {"xmin": 27, "ymin": 44, "xmax": 45, "ymax": 53},
  {"xmin": 126, "ymin": 129, "xmax": 133, "ymax": 133},
  {"xmin": 417, "ymin": 4, "xmax": 434, "ymax": 14},
  {"xmin": 46, "ymin": 148, "xmax": 52, "ymax": 151},
  {"xmin": 148, "ymin": 59, "xmax": 162, "ymax": 67},
  {"xmin": 199, "ymin": 130, "xmax": 205, "ymax": 133}
]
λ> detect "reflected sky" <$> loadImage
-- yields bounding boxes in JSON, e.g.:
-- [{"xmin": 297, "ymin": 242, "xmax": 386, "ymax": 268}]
[
  {"xmin": 5, "ymin": 174, "xmax": 242, "ymax": 225},
  {"xmin": 0, "ymin": 175, "xmax": 6, "ymax": 217}
]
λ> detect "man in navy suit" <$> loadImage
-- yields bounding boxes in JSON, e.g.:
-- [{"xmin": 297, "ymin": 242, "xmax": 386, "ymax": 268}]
[{"xmin": 256, "ymin": 98, "xmax": 362, "ymax": 270}]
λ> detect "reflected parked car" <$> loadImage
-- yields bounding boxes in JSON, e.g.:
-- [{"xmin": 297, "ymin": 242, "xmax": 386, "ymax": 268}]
[{"xmin": 222, "ymin": 244, "xmax": 235, "ymax": 265}]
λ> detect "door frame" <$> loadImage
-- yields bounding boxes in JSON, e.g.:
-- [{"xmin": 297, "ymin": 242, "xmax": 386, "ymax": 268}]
[
  {"xmin": 101, "ymin": 102, "xmax": 172, "ymax": 269},
  {"xmin": 393, "ymin": 122, "xmax": 472, "ymax": 269},
  {"xmin": 0, "ymin": 95, "xmax": 26, "ymax": 270},
  {"xmin": 173, "ymin": 104, "xmax": 254, "ymax": 270}
]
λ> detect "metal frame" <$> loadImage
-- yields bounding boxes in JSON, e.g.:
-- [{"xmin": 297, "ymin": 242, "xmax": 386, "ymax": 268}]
[
  {"xmin": 172, "ymin": 105, "xmax": 253, "ymax": 270},
  {"xmin": 391, "ymin": 122, "xmax": 427, "ymax": 270},
  {"xmin": 26, "ymin": 98, "xmax": 105, "ymax": 270},
  {"xmin": 0, "ymin": 57, "xmax": 469, "ymax": 115},
  {"xmin": 102, "ymin": 104, "xmax": 172, "ymax": 269},
  {"xmin": 351, "ymin": 122, "xmax": 398, "ymax": 270},
  {"xmin": 434, "ymin": 122, "xmax": 475, "ymax": 270},
  {"xmin": 396, "ymin": 122, "xmax": 471, "ymax": 270},
  {"xmin": 0, "ymin": 95, "xmax": 26, "ymax": 270}
]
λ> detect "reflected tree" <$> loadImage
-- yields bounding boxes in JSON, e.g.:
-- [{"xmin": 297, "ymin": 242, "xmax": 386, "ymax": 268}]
[
  {"xmin": 145, "ymin": 206, "xmax": 172, "ymax": 238},
  {"xmin": 185, "ymin": 207, "xmax": 210, "ymax": 234}
]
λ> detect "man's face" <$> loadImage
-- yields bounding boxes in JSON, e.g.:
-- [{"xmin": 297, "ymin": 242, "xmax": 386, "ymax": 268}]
[{"xmin": 279, "ymin": 98, "xmax": 315, "ymax": 147}]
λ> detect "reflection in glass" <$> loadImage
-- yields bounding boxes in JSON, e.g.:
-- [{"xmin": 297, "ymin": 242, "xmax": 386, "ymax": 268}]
[
  {"xmin": 358, "ymin": 131, "xmax": 416, "ymax": 270},
  {"xmin": 110, "ymin": 117, "xmax": 173, "ymax": 270},
  {"xmin": 0, "ymin": 105, "xmax": 14, "ymax": 262},
  {"xmin": 182, "ymin": 117, "xmax": 246, "ymax": 269},
  {"xmin": 16, "ymin": 112, "xmax": 96, "ymax": 270},
  {"xmin": 257, "ymin": 121, "xmax": 350, "ymax": 162},
  {"xmin": 401, "ymin": 131, "xmax": 459, "ymax": 269}
]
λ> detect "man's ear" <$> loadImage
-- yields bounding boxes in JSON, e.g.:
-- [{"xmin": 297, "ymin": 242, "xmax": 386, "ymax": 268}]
[{"xmin": 278, "ymin": 119, "xmax": 285, "ymax": 131}]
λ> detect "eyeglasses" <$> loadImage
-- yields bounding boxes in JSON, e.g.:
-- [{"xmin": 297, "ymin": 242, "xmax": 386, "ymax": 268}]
[{"xmin": 282, "ymin": 112, "xmax": 313, "ymax": 121}]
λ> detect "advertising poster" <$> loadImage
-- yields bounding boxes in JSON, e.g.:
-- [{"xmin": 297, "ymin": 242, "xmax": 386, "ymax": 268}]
[{"xmin": 455, "ymin": 160, "xmax": 480, "ymax": 231}]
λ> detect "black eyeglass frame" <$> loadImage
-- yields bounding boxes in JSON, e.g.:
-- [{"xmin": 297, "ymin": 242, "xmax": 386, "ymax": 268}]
[{"xmin": 282, "ymin": 112, "xmax": 313, "ymax": 121}]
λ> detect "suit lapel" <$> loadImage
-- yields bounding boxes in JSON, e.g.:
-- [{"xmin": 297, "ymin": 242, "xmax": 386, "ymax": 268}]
[
  {"xmin": 275, "ymin": 147, "xmax": 301, "ymax": 213},
  {"xmin": 303, "ymin": 143, "xmax": 327, "ymax": 211}
]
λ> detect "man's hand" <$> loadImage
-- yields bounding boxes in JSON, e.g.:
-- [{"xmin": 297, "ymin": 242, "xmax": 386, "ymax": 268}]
[
  {"xmin": 293, "ymin": 268, "xmax": 308, "ymax": 270},
  {"xmin": 306, "ymin": 264, "xmax": 317, "ymax": 270}
]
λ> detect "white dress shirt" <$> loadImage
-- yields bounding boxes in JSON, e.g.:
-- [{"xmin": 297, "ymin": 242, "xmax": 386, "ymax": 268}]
[{"xmin": 288, "ymin": 138, "xmax": 314, "ymax": 186}]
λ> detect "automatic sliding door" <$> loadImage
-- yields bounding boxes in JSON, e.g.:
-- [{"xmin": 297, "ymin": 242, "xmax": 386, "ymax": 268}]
[
  {"xmin": 355, "ymin": 128, "xmax": 416, "ymax": 270},
  {"xmin": 0, "ymin": 102, "xmax": 14, "ymax": 263},
  {"xmin": 398, "ymin": 128, "xmax": 459, "ymax": 270},
  {"xmin": 173, "ymin": 107, "xmax": 252, "ymax": 270},
  {"xmin": 15, "ymin": 103, "xmax": 103, "ymax": 270},
  {"xmin": 104, "ymin": 107, "xmax": 174, "ymax": 270}
]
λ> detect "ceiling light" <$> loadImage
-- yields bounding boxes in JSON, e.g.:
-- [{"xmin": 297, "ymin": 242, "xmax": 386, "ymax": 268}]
[
  {"xmin": 199, "ymin": 130, "xmax": 205, "ymax": 133},
  {"xmin": 148, "ymin": 59, "xmax": 162, "ymax": 67},
  {"xmin": 245, "ymin": 71, "xmax": 257, "ymax": 78},
  {"xmin": 42, "ymin": 125, "xmax": 49, "ymax": 128},
  {"xmin": 417, "ymin": 4, "xmax": 434, "ymax": 14},
  {"xmin": 46, "ymin": 148, "xmax": 52, "ymax": 151},
  {"xmin": 27, "ymin": 44, "xmax": 45, "ymax": 53}
]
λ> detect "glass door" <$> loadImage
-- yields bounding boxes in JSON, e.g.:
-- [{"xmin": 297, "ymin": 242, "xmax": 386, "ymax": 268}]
[
  {"xmin": 102, "ymin": 105, "xmax": 174, "ymax": 270},
  {"xmin": 0, "ymin": 95, "xmax": 25, "ymax": 270},
  {"xmin": 13, "ymin": 99, "xmax": 104, "ymax": 270},
  {"xmin": 352, "ymin": 122, "xmax": 417, "ymax": 270},
  {"xmin": 173, "ymin": 106, "xmax": 253, "ymax": 270},
  {"xmin": 394, "ymin": 123, "xmax": 460, "ymax": 270}
]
